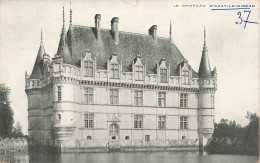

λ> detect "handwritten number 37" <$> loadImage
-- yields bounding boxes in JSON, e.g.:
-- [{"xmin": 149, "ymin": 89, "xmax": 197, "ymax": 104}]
[{"xmin": 235, "ymin": 10, "xmax": 256, "ymax": 29}]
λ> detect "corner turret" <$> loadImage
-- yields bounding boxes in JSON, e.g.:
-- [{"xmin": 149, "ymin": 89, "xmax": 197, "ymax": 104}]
[
  {"xmin": 25, "ymin": 30, "xmax": 47, "ymax": 144},
  {"xmin": 197, "ymin": 27, "xmax": 217, "ymax": 151}
]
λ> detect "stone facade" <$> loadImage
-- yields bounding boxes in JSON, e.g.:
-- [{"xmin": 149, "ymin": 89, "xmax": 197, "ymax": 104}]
[{"xmin": 25, "ymin": 10, "xmax": 217, "ymax": 152}]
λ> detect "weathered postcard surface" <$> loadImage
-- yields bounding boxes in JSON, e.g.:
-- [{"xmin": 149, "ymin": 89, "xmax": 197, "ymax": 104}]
[{"xmin": 0, "ymin": 0, "xmax": 259, "ymax": 162}]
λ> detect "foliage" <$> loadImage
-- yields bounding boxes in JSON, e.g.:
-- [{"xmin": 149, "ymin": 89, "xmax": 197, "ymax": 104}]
[
  {"xmin": 243, "ymin": 112, "xmax": 259, "ymax": 155},
  {"xmin": 12, "ymin": 121, "xmax": 24, "ymax": 138},
  {"xmin": 0, "ymin": 83, "xmax": 24, "ymax": 138},
  {"xmin": 0, "ymin": 83, "xmax": 14, "ymax": 137},
  {"xmin": 206, "ymin": 112, "xmax": 259, "ymax": 155}
]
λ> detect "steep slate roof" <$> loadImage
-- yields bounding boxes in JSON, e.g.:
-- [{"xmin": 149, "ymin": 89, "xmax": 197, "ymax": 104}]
[
  {"xmin": 57, "ymin": 25, "xmax": 199, "ymax": 78},
  {"xmin": 198, "ymin": 28, "xmax": 212, "ymax": 78},
  {"xmin": 29, "ymin": 43, "xmax": 45, "ymax": 79},
  {"xmin": 198, "ymin": 50, "xmax": 212, "ymax": 78}
]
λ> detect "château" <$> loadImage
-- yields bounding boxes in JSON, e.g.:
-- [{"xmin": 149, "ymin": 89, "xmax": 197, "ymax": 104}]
[{"xmin": 25, "ymin": 7, "xmax": 217, "ymax": 152}]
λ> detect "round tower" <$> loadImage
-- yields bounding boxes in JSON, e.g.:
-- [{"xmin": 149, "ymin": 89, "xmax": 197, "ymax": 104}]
[
  {"xmin": 25, "ymin": 31, "xmax": 45, "ymax": 145},
  {"xmin": 51, "ymin": 8, "xmax": 78, "ymax": 150},
  {"xmin": 197, "ymin": 27, "xmax": 217, "ymax": 150}
]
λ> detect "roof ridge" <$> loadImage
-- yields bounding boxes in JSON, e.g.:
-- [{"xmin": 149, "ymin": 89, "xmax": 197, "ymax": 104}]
[{"xmin": 71, "ymin": 24, "xmax": 171, "ymax": 41}]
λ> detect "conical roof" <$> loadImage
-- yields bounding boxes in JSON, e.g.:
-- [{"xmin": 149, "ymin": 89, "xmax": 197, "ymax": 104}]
[
  {"xmin": 56, "ymin": 30, "xmax": 73, "ymax": 63},
  {"xmin": 55, "ymin": 7, "xmax": 73, "ymax": 63},
  {"xmin": 29, "ymin": 38, "xmax": 45, "ymax": 79},
  {"xmin": 198, "ymin": 27, "xmax": 212, "ymax": 78}
]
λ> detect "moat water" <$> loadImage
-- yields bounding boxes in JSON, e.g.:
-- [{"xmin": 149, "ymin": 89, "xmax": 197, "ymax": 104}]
[{"xmin": 0, "ymin": 151, "xmax": 258, "ymax": 163}]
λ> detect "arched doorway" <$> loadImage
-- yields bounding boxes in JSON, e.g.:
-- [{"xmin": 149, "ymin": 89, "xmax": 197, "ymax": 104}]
[{"xmin": 109, "ymin": 123, "xmax": 119, "ymax": 140}]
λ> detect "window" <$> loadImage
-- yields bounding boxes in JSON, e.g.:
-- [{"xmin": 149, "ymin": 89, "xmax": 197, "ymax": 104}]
[
  {"xmin": 182, "ymin": 71, "xmax": 189, "ymax": 84},
  {"xmin": 180, "ymin": 116, "xmax": 188, "ymax": 129},
  {"xmin": 125, "ymin": 136, "xmax": 130, "ymax": 140},
  {"xmin": 158, "ymin": 92, "xmax": 166, "ymax": 107},
  {"xmin": 160, "ymin": 68, "xmax": 167, "ymax": 83},
  {"xmin": 37, "ymin": 81, "xmax": 40, "ymax": 86},
  {"xmin": 135, "ymin": 66, "xmax": 144, "ymax": 80},
  {"xmin": 84, "ymin": 61, "xmax": 94, "ymax": 77},
  {"xmin": 180, "ymin": 93, "xmax": 188, "ymax": 108},
  {"xmin": 84, "ymin": 88, "xmax": 93, "ymax": 104},
  {"xmin": 110, "ymin": 63, "xmax": 119, "ymax": 78},
  {"xmin": 87, "ymin": 136, "xmax": 92, "ymax": 139},
  {"xmin": 57, "ymin": 86, "xmax": 61, "ymax": 101},
  {"xmin": 109, "ymin": 123, "xmax": 119, "ymax": 135},
  {"xmin": 134, "ymin": 90, "xmax": 143, "ymax": 106},
  {"xmin": 158, "ymin": 116, "xmax": 166, "ymax": 129},
  {"xmin": 84, "ymin": 113, "xmax": 94, "ymax": 128},
  {"xmin": 134, "ymin": 115, "xmax": 143, "ymax": 129},
  {"xmin": 57, "ymin": 114, "xmax": 61, "ymax": 120},
  {"xmin": 69, "ymin": 67, "xmax": 71, "ymax": 73},
  {"xmin": 112, "ymin": 136, "xmax": 116, "ymax": 140},
  {"xmin": 110, "ymin": 89, "xmax": 119, "ymax": 104},
  {"xmin": 145, "ymin": 135, "xmax": 150, "ymax": 142}
]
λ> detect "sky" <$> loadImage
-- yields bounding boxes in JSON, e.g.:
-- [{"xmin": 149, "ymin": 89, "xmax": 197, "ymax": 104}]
[{"xmin": 0, "ymin": 0, "xmax": 259, "ymax": 134}]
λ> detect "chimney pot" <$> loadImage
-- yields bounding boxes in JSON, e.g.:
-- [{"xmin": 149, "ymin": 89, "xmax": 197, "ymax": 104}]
[
  {"xmin": 111, "ymin": 17, "xmax": 119, "ymax": 23},
  {"xmin": 95, "ymin": 14, "xmax": 101, "ymax": 20},
  {"xmin": 149, "ymin": 25, "xmax": 157, "ymax": 40}
]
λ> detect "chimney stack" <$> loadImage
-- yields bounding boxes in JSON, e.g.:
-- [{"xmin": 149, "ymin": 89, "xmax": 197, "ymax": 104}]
[
  {"xmin": 95, "ymin": 14, "xmax": 101, "ymax": 40},
  {"xmin": 111, "ymin": 17, "xmax": 119, "ymax": 44},
  {"xmin": 149, "ymin": 25, "xmax": 157, "ymax": 40}
]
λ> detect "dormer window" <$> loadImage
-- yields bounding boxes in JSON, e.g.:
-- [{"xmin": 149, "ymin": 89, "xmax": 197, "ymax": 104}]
[
  {"xmin": 160, "ymin": 68, "xmax": 167, "ymax": 83},
  {"xmin": 84, "ymin": 61, "xmax": 94, "ymax": 77},
  {"xmin": 182, "ymin": 71, "xmax": 189, "ymax": 84},
  {"xmin": 135, "ymin": 66, "xmax": 144, "ymax": 80},
  {"xmin": 110, "ymin": 63, "xmax": 119, "ymax": 79},
  {"xmin": 133, "ymin": 54, "xmax": 144, "ymax": 81}
]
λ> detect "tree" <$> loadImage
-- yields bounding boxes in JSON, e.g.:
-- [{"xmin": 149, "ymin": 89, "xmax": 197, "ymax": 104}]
[
  {"xmin": 0, "ymin": 83, "xmax": 14, "ymax": 137},
  {"xmin": 12, "ymin": 121, "xmax": 24, "ymax": 138},
  {"xmin": 207, "ymin": 112, "xmax": 259, "ymax": 155},
  {"xmin": 213, "ymin": 119, "xmax": 243, "ymax": 140},
  {"xmin": 244, "ymin": 112, "xmax": 259, "ymax": 154}
]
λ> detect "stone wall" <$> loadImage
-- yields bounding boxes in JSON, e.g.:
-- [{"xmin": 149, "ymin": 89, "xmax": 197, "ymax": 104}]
[{"xmin": 0, "ymin": 137, "xmax": 28, "ymax": 153}]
